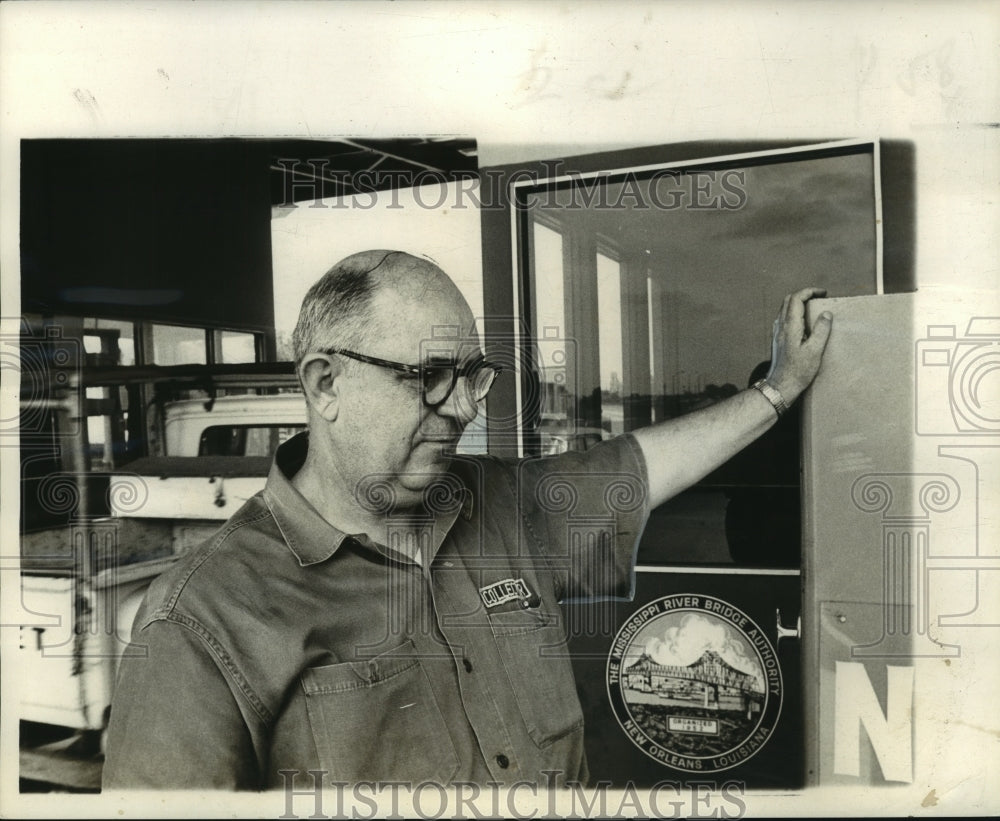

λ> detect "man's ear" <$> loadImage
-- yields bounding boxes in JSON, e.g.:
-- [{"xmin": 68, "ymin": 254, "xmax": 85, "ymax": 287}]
[{"xmin": 298, "ymin": 354, "xmax": 342, "ymax": 422}]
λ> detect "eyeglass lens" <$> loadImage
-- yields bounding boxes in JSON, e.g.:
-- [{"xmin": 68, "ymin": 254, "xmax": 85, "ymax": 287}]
[{"xmin": 423, "ymin": 362, "xmax": 497, "ymax": 405}]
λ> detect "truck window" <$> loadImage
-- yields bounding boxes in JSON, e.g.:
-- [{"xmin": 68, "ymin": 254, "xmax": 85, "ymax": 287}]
[{"xmin": 198, "ymin": 424, "xmax": 305, "ymax": 458}]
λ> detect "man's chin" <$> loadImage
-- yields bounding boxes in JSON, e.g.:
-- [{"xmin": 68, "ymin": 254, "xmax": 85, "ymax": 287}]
[{"xmin": 397, "ymin": 460, "xmax": 451, "ymax": 494}]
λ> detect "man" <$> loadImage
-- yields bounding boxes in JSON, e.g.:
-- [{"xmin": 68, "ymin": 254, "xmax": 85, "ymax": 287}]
[{"xmin": 103, "ymin": 249, "xmax": 832, "ymax": 790}]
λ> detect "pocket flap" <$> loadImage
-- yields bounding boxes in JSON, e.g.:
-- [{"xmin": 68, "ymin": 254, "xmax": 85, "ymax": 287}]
[{"xmin": 302, "ymin": 640, "xmax": 420, "ymax": 694}]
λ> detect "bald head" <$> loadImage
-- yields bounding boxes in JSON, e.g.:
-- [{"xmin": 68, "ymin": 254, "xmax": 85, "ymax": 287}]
[{"xmin": 291, "ymin": 250, "xmax": 471, "ymax": 367}]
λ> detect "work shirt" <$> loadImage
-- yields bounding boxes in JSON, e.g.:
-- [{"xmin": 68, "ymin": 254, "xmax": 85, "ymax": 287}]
[{"xmin": 102, "ymin": 432, "xmax": 649, "ymax": 790}]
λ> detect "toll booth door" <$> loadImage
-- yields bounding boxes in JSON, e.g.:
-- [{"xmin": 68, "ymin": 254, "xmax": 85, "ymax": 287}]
[{"xmin": 505, "ymin": 142, "xmax": 884, "ymax": 789}]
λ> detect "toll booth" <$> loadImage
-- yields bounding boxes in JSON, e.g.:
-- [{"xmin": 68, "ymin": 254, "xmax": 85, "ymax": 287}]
[{"xmin": 475, "ymin": 137, "xmax": 966, "ymax": 792}]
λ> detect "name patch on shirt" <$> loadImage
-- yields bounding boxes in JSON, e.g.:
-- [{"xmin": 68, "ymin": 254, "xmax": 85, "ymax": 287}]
[{"xmin": 479, "ymin": 578, "xmax": 535, "ymax": 609}]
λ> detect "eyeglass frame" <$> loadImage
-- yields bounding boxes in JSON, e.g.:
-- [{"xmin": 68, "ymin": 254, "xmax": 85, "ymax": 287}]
[{"xmin": 316, "ymin": 346, "xmax": 503, "ymax": 408}]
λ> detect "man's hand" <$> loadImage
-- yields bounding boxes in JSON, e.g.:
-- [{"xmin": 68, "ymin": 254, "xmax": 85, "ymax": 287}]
[
  {"xmin": 632, "ymin": 286, "xmax": 833, "ymax": 509},
  {"xmin": 765, "ymin": 287, "xmax": 833, "ymax": 404}
]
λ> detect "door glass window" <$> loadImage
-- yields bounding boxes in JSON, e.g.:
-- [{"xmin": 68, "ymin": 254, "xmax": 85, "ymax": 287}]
[
  {"xmin": 150, "ymin": 323, "xmax": 207, "ymax": 365},
  {"xmin": 596, "ymin": 250, "xmax": 624, "ymax": 436},
  {"xmin": 219, "ymin": 330, "xmax": 257, "ymax": 363},
  {"xmin": 518, "ymin": 141, "xmax": 882, "ymax": 567},
  {"xmin": 83, "ymin": 318, "xmax": 135, "ymax": 366}
]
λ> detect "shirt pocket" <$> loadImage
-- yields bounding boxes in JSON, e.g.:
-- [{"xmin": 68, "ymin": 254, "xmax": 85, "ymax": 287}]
[
  {"xmin": 487, "ymin": 608, "xmax": 584, "ymax": 748},
  {"xmin": 300, "ymin": 640, "xmax": 459, "ymax": 784}
]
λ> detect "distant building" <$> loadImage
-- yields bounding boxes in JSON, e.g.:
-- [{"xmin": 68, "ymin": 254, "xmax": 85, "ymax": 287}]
[{"xmin": 608, "ymin": 371, "xmax": 622, "ymax": 396}]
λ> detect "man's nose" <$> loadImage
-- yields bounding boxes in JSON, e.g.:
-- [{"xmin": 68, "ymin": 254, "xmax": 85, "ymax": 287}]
[{"xmin": 435, "ymin": 376, "xmax": 480, "ymax": 427}]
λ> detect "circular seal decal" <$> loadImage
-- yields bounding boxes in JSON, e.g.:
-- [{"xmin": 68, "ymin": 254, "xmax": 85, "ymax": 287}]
[{"xmin": 606, "ymin": 594, "xmax": 782, "ymax": 772}]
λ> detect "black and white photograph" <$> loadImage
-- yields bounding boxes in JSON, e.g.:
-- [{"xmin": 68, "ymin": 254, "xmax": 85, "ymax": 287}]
[{"xmin": 1, "ymin": 1, "xmax": 998, "ymax": 818}]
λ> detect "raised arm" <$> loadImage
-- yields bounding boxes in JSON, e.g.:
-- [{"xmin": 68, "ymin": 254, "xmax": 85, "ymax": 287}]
[{"xmin": 631, "ymin": 287, "xmax": 833, "ymax": 509}]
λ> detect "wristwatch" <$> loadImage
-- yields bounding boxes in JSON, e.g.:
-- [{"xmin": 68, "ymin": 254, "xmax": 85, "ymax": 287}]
[{"xmin": 751, "ymin": 378, "xmax": 789, "ymax": 418}]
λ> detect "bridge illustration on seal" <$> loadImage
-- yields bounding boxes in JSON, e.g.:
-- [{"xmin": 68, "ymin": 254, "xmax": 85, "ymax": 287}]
[{"xmin": 623, "ymin": 649, "xmax": 765, "ymax": 718}]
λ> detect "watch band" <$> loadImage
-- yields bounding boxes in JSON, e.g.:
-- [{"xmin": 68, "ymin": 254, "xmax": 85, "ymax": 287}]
[{"xmin": 751, "ymin": 378, "xmax": 789, "ymax": 418}]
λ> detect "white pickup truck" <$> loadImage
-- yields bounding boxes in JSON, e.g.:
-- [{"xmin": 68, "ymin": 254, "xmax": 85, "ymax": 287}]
[
  {"xmin": 19, "ymin": 380, "xmax": 307, "ymax": 778},
  {"xmin": 112, "ymin": 393, "xmax": 307, "ymax": 519}
]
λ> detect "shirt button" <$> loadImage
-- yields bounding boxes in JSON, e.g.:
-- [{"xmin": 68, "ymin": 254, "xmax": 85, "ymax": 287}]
[
  {"xmin": 495, "ymin": 754, "xmax": 510, "ymax": 769},
  {"xmin": 463, "ymin": 658, "xmax": 473, "ymax": 673}
]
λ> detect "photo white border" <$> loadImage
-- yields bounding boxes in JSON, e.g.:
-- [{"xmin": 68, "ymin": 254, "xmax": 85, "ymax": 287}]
[{"xmin": 1, "ymin": 1, "xmax": 997, "ymax": 818}]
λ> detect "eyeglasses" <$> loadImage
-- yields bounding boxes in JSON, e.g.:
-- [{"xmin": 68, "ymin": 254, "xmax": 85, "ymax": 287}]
[{"xmin": 318, "ymin": 347, "xmax": 503, "ymax": 407}]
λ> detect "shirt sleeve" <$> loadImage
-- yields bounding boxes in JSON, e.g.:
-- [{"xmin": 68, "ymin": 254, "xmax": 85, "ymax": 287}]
[
  {"xmin": 102, "ymin": 617, "xmax": 261, "ymax": 790},
  {"xmin": 514, "ymin": 433, "xmax": 650, "ymax": 602}
]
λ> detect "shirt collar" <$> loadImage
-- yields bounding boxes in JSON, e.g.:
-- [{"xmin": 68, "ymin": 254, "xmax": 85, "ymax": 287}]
[{"xmin": 262, "ymin": 431, "xmax": 470, "ymax": 567}]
